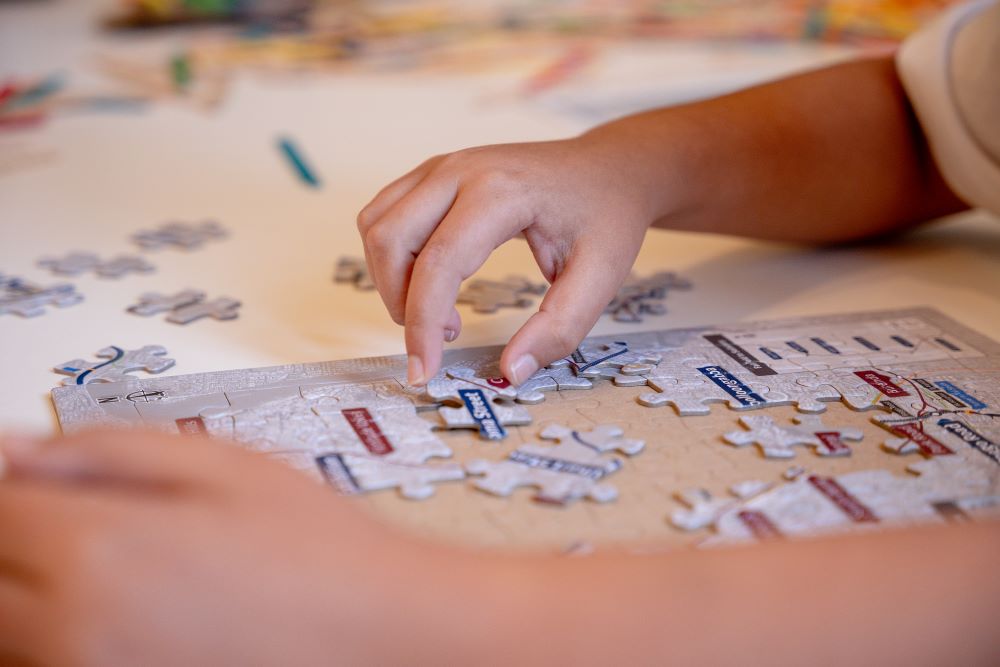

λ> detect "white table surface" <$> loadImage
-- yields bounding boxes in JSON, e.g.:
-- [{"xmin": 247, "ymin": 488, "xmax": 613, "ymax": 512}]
[{"xmin": 3, "ymin": 0, "xmax": 999, "ymax": 433}]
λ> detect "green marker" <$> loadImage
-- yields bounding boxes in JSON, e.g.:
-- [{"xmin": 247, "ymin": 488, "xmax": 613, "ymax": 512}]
[{"xmin": 171, "ymin": 53, "xmax": 192, "ymax": 92}]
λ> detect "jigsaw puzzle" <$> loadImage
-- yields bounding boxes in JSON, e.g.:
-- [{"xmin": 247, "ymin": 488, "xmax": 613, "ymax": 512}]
[
  {"xmin": 132, "ymin": 220, "xmax": 227, "ymax": 251},
  {"xmin": 54, "ymin": 345, "xmax": 175, "ymax": 385},
  {"xmin": 49, "ymin": 308, "xmax": 1000, "ymax": 549},
  {"xmin": 724, "ymin": 414, "xmax": 863, "ymax": 459},
  {"xmin": 0, "ymin": 274, "xmax": 83, "ymax": 317},
  {"xmin": 334, "ymin": 256, "xmax": 375, "ymax": 290},
  {"xmin": 166, "ymin": 296, "xmax": 241, "ymax": 324},
  {"xmin": 604, "ymin": 271, "xmax": 692, "ymax": 323},
  {"xmin": 456, "ymin": 275, "xmax": 547, "ymax": 313},
  {"xmin": 466, "ymin": 423, "xmax": 643, "ymax": 505}
]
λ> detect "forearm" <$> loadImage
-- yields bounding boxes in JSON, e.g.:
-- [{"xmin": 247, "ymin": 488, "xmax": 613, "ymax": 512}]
[
  {"xmin": 470, "ymin": 521, "xmax": 1000, "ymax": 665},
  {"xmin": 583, "ymin": 56, "xmax": 967, "ymax": 243}
]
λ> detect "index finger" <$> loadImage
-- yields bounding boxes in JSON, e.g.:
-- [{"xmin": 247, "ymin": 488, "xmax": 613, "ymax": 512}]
[{"xmin": 403, "ymin": 193, "xmax": 524, "ymax": 384}]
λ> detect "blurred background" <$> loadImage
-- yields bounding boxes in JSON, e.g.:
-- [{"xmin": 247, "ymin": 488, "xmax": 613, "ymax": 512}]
[{"xmin": 1, "ymin": 0, "xmax": 958, "ymax": 132}]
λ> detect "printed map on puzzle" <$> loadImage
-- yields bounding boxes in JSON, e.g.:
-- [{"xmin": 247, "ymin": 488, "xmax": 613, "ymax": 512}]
[{"xmin": 52, "ymin": 308, "xmax": 1000, "ymax": 551}]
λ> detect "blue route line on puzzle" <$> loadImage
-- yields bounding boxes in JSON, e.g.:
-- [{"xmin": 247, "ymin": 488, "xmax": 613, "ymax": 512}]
[
  {"xmin": 64, "ymin": 345, "xmax": 124, "ymax": 385},
  {"xmin": 572, "ymin": 341, "xmax": 629, "ymax": 373}
]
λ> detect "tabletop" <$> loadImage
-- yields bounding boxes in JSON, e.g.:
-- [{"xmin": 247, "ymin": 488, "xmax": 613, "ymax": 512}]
[{"xmin": 3, "ymin": 0, "xmax": 999, "ymax": 434}]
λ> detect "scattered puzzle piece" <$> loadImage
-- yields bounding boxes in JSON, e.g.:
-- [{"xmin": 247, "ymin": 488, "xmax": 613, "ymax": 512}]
[
  {"xmin": 37, "ymin": 252, "xmax": 155, "ymax": 279},
  {"xmin": 166, "ymin": 297, "xmax": 241, "ymax": 324},
  {"xmin": 132, "ymin": 220, "xmax": 227, "ymax": 251},
  {"xmin": 334, "ymin": 256, "xmax": 375, "ymax": 290},
  {"xmin": 605, "ymin": 271, "xmax": 691, "ymax": 323},
  {"xmin": 0, "ymin": 276, "xmax": 83, "ymax": 317},
  {"xmin": 37, "ymin": 252, "xmax": 100, "ymax": 276},
  {"xmin": 93, "ymin": 254, "xmax": 155, "ymax": 278},
  {"xmin": 457, "ymin": 275, "xmax": 546, "ymax": 313},
  {"xmin": 127, "ymin": 289, "xmax": 207, "ymax": 316},
  {"xmin": 466, "ymin": 423, "xmax": 641, "ymax": 505},
  {"xmin": 723, "ymin": 414, "xmax": 863, "ymax": 459},
  {"xmin": 54, "ymin": 345, "xmax": 175, "ymax": 385}
]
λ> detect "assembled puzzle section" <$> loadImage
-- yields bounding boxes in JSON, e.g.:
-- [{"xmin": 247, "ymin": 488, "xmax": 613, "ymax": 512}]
[{"xmin": 49, "ymin": 308, "xmax": 1000, "ymax": 548}]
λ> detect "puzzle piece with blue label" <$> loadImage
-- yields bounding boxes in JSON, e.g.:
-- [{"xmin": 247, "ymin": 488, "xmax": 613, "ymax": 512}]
[
  {"xmin": 54, "ymin": 345, "xmax": 175, "ymax": 385},
  {"xmin": 724, "ymin": 414, "xmax": 863, "ymax": 459},
  {"xmin": 0, "ymin": 276, "xmax": 83, "ymax": 317},
  {"xmin": 466, "ymin": 423, "xmax": 642, "ymax": 505}
]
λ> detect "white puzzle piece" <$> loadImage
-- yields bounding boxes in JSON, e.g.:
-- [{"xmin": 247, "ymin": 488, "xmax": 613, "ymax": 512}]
[
  {"xmin": 723, "ymin": 414, "xmax": 863, "ymax": 459},
  {"xmin": 54, "ymin": 345, "xmax": 175, "ymax": 385}
]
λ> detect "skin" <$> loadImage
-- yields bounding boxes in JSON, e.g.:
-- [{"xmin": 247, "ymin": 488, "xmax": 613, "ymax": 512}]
[
  {"xmin": 0, "ymin": 56, "xmax": 991, "ymax": 664},
  {"xmin": 357, "ymin": 56, "xmax": 965, "ymax": 386},
  {"xmin": 0, "ymin": 431, "xmax": 998, "ymax": 666}
]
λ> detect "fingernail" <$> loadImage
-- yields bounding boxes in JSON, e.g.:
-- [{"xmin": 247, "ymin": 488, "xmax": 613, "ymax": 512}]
[
  {"xmin": 444, "ymin": 328, "xmax": 458, "ymax": 343},
  {"xmin": 408, "ymin": 355, "xmax": 426, "ymax": 386},
  {"xmin": 509, "ymin": 354, "xmax": 539, "ymax": 386}
]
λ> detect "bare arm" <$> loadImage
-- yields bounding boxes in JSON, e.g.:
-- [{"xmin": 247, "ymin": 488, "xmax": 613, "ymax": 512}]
[
  {"xmin": 586, "ymin": 55, "xmax": 967, "ymax": 242},
  {"xmin": 358, "ymin": 56, "xmax": 967, "ymax": 387}
]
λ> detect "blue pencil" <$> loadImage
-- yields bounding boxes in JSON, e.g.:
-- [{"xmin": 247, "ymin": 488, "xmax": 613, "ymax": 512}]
[{"xmin": 277, "ymin": 136, "xmax": 321, "ymax": 188}]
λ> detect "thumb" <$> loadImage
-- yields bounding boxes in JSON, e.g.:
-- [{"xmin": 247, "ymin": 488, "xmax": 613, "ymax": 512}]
[{"xmin": 500, "ymin": 246, "xmax": 631, "ymax": 384}]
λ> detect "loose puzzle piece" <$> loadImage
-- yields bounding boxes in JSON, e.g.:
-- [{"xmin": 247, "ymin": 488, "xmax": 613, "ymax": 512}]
[
  {"xmin": 93, "ymin": 255, "xmax": 155, "ymax": 279},
  {"xmin": 37, "ymin": 253, "xmax": 155, "ymax": 279},
  {"xmin": 457, "ymin": 275, "xmax": 547, "ymax": 313},
  {"xmin": 605, "ymin": 271, "xmax": 691, "ymax": 323},
  {"xmin": 127, "ymin": 289, "xmax": 207, "ymax": 316},
  {"xmin": 465, "ymin": 423, "xmax": 642, "ymax": 505},
  {"xmin": 132, "ymin": 220, "xmax": 227, "ymax": 251},
  {"xmin": 334, "ymin": 256, "xmax": 375, "ymax": 290},
  {"xmin": 0, "ymin": 275, "xmax": 83, "ymax": 317},
  {"xmin": 513, "ymin": 365, "xmax": 594, "ymax": 404},
  {"xmin": 317, "ymin": 453, "xmax": 464, "ymax": 500},
  {"xmin": 54, "ymin": 345, "xmax": 175, "ymax": 385},
  {"xmin": 37, "ymin": 252, "xmax": 100, "ymax": 276},
  {"xmin": 723, "ymin": 414, "xmax": 863, "ymax": 459},
  {"xmin": 166, "ymin": 297, "xmax": 241, "ymax": 324}
]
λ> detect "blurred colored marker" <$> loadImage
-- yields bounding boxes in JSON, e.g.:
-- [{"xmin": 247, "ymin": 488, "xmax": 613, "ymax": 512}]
[{"xmin": 277, "ymin": 136, "xmax": 320, "ymax": 188}]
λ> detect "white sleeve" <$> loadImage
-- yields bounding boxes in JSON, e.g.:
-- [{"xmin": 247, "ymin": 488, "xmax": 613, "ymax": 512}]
[{"xmin": 896, "ymin": 0, "xmax": 1000, "ymax": 215}]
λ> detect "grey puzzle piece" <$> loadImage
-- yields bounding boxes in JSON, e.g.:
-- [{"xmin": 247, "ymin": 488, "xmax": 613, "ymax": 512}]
[
  {"xmin": 334, "ymin": 256, "xmax": 375, "ymax": 290},
  {"xmin": 166, "ymin": 297, "xmax": 241, "ymax": 324},
  {"xmin": 605, "ymin": 271, "xmax": 692, "ymax": 323},
  {"xmin": 551, "ymin": 341, "xmax": 664, "ymax": 378},
  {"xmin": 317, "ymin": 453, "xmax": 464, "ymax": 500},
  {"xmin": 0, "ymin": 278, "xmax": 83, "ymax": 317},
  {"xmin": 724, "ymin": 414, "xmax": 863, "ymax": 459},
  {"xmin": 94, "ymin": 255, "xmax": 156, "ymax": 279},
  {"xmin": 465, "ymin": 423, "xmax": 642, "ymax": 505},
  {"xmin": 514, "ymin": 365, "xmax": 594, "ymax": 404},
  {"xmin": 457, "ymin": 275, "xmax": 547, "ymax": 313},
  {"xmin": 132, "ymin": 220, "xmax": 227, "ymax": 251},
  {"xmin": 54, "ymin": 345, "xmax": 175, "ymax": 385},
  {"xmin": 127, "ymin": 289, "xmax": 207, "ymax": 316},
  {"xmin": 37, "ymin": 252, "xmax": 100, "ymax": 276}
]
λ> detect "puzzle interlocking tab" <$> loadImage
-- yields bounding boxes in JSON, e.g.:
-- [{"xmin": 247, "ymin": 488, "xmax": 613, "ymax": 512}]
[
  {"xmin": 334, "ymin": 256, "xmax": 375, "ymax": 290},
  {"xmin": 53, "ymin": 345, "xmax": 175, "ymax": 385},
  {"xmin": 456, "ymin": 275, "xmax": 546, "ymax": 313},
  {"xmin": 0, "ymin": 274, "xmax": 83, "ymax": 317},
  {"xmin": 466, "ymin": 423, "xmax": 643, "ymax": 505},
  {"xmin": 724, "ymin": 414, "xmax": 863, "ymax": 459},
  {"xmin": 132, "ymin": 220, "xmax": 227, "ymax": 251}
]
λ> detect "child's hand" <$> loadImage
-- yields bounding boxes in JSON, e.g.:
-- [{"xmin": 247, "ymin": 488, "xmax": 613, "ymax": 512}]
[
  {"xmin": 357, "ymin": 137, "xmax": 660, "ymax": 385},
  {"xmin": 0, "ymin": 430, "xmax": 494, "ymax": 666}
]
